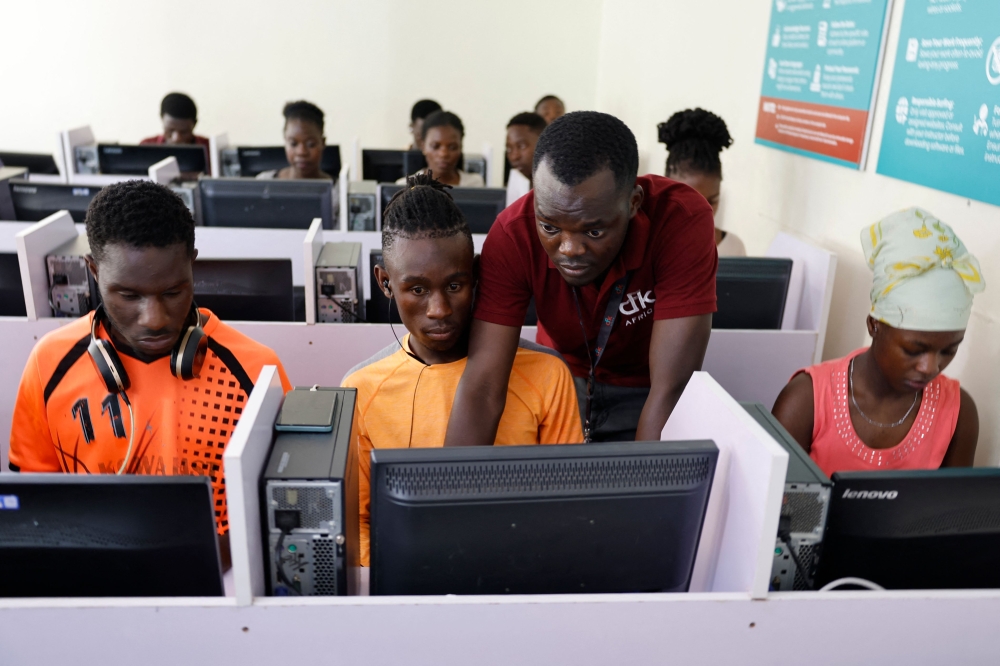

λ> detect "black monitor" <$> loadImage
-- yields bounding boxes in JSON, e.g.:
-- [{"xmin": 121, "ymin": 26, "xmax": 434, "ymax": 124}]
[
  {"xmin": 815, "ymin": 469, "xmax": 1000, "ymax": 590},
  {"xmin": 0, "ymin": 252, "xmax": 26, "ymax": 316},
  {"xmin": 97, "ymin": 143, "xmax": 208, "ymax": 176},
  {"xmin": 370, "ymin": 440, "xmax": 718, "ymax": 595},
  {"xmin": 378, "ymin": 184, "xmax": 505, "ymax": 234},
  {"xmin": 237, "ymin": 146, "xmax": 341, "ymax": 179},
  {"xmin": 8, "ymin": 180, "xmax": 100, "ymax": 222},
  {"xmin": 193, "ymin": 258, "xmax": 294, "ymax": 322},
  {"xmin": 362, "ymin": 149, "xmax": 408, "ymax": 183},
  {"xmin": 0, "ymin": 474, "xmax": 223, "ymax": 597},
  {"xmin": 0, "ymin": 151, "xmax": 60, "ymax": 175},
  {"xmin": 198, "ymin": 178, "xmax": 334, "ymax": 229},
  {"xmin": 714, "ymin": 257, "xmax": 793, "ymax": 330}
]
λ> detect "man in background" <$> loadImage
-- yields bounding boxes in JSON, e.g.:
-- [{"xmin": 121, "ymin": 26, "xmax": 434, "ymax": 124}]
[
  {"xmin": 408, "ymin": 99, "xmax": 442, "ymax": 151},
  {"xmin": 535, "ymin": 95, "xmax": 566, "ymax": 124},
  {"xmin": 505, "ymin": 111, "xmax": 546, "ymax": 206}
]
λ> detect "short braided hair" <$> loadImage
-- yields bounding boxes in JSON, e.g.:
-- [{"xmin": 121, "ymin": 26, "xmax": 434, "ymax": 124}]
[
  {"xmin": 283, "ymin": 100, "xmax": 325, "ymax": 133},
  {"xmin": 658, "ymin": 108, "xmax": 733, "ymax": 178},
  {"xmin": 532, "ymin": 111, "xmax": 638, "ymax": 192},
  {"xmin": 381, "ymin": 171, "xmax": 472, "ymax": 261},
  {"xmin": 86, "ymin": 180, "xmax": 195, "ymax": 263}
]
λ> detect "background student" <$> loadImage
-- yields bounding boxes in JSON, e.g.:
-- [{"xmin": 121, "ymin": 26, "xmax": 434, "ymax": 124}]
[
  {"xmin": 342, "ymin": 173, "xmax": 583, "ymax": 566},
  {"xmin": 141, "ymin": 92, "xmax": 210, "ymax": 149},
  {"xmin": 534, "ymin": 95, "xmax": 566, "ymax": 124},
  {"xmin": 8, "ymin": 180, "xmax": 292, "ymax": 563},
  {"xmin": 772, "ymin": 208, "xmax": 984, "ymax": 477},
  {"xmin": 408, "ymin": 99, "xmax": 442, "ymax": 151},
  {"xmin": 658, "ymin": 108, "xmax": 745, "ymax": 257},
  {"xmin": 256, "ymin": 100, "xmax": 333, "ymax": 180},
  {"xmin": 444, "ymin": 112, "xmax": 717, "ymax": 446},
  {"xmin": 505, "ymin": 111, "xmax": 547, "ymax": 206},
  {"xmin": 397, "ymin": 110, "xmax": 483, "ymax": 187}
]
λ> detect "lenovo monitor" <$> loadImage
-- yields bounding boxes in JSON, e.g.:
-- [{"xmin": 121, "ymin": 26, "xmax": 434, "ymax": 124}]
[
  {"xmin": 237, "ymin": 145, "xmax": 341, "ymax": 178},
  {"xmin": 198, "ymin": 178, "xmax": 334, "ymax": 229},
  {"xmin": 370, "ymin": 440, "xmax": 717, "ymax": 595},
  {"xmin": 9, "ymin": 180, "xmax": 100, "ymax": 222},
  {"xmin": 97, "ymin": 143, "xmax": 208, "ymax": 176},
  {"xmin": 714, "ymin": 257, "xmax": 793, "ymax": 330},
  {"xmin": 193, "ymin": 258, "xmax": 294, "ymax": 322},
  {"xmin": 0, "ymin": 151, "xmax": 60, "ymax": 175},
  {"xmin": 377, "ymin": 184, "xmax": 505, "ymax": 234},
  {"xmin": 0, "ymin": 475, "xmax": 223, "ymax": 597},
  {"xmin": 0, "ymin": 252, "xmax": 27, "ymax": 316},
  {"xmin": 815, "ymin": 469, "xmax": 1000, "ymax": 590}
]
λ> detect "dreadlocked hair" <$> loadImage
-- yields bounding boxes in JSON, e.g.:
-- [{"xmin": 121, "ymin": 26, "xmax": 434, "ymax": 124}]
[
  {"xmin": 381, "ymin": 171, "xmax": 472, "ymax": 260},
  {"xmin": 657, "ymin": 108, "xmax": 733, "ymax": 178}
]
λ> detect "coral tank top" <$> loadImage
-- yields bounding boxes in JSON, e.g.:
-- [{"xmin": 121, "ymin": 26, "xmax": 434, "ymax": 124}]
[{"xmin": 797, "ymin": 348, "xmax": 960, "ymax": 478}]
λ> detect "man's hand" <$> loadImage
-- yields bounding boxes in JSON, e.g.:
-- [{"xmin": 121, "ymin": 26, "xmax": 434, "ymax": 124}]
[
  {"xmin": 443, "ymin": 320, "xmax": 521, "ymax": 446},
  {"xmin": 635, "ymin": 314, "xmax": 712, "ymax": 441}
]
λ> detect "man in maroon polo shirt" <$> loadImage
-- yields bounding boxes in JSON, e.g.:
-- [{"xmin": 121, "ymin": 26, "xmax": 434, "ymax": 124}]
[
  {"xmin": 444, "ymin": 111, "xmax": 717, "ymax": 444},
  {"xmin": 140, "ymin": 92, "xmax": 211, "ymax": 173}
]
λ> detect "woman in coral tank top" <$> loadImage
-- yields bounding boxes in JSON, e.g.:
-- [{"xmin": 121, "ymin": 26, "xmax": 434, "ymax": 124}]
[{"xmin": 772, "ymin": 208, "xmax": 985, "ymax": 478}]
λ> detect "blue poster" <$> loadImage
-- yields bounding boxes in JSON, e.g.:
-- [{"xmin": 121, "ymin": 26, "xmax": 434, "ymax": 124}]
[
  {"xmin": 755, "ymin": 0, "xmax": 893, "ymax": 168},
  {"xmin": 877, "ymin": 0, "xmax": 1000, "ymax": 206}
]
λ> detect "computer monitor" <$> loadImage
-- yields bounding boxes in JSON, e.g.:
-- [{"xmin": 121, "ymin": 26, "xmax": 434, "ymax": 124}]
[
  {"xmin": 97, "ymin": 144, "xmax": 208, "ymax": 176},
  {"xmin": 377, "ymin": 184, "xmax": 505, "ymax": 234},
  {"xmin": 8, "ymin": 180, "xmax": 100, "ymax": 222},
  {"xmin": 193, "ymin": 258, "xmax": 294, "ymax": 322},
  {"xmin": 0, "ymin": 151, "xmax": 60, "ymax": 175},
  {"xmin": 237, "ymin": 146, "xmax": 341, "ymax": 178},
  {"xmin": 370, "ymin": 440, "xmax": 718, "ymax": 595},
  {"xmin": 815, "ymin": 469, "xmax": 1000, "ymax": 590},
  {"xmin": 0, "ymin": 474, "xmax": 223, "ymax": 597},
  {"xmin": 361, "ymin": 149, "xmax": 408, "ymax": 183},
  {"xmin": 714, "ymin": 257, "xmax": 793, "ymax": 330},
  {"xmin": 0, "ymin": 252, "xmax": 26, "ymax": 317},
  {"xmin": 197, "ymin": 178, "xmax": 334, "ymax": 229},
  {"xmin": 401, "ymin": 150, "xmax": 428, "ymax": 180}
]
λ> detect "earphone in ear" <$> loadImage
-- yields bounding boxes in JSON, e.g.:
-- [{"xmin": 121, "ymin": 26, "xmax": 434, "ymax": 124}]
[{"xmin": 382, "ymin": 279, "xmax": 392, "ymax": 296}]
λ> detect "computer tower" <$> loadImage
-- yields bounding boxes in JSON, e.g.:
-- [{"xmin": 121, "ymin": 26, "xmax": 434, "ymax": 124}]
[
  {"xmin": 742, "ymin": 402, "xmax": 831, "ymax": 591},
  {"xmin": 261, "ymin": 387, "xmax": 359, "ymax": 596},
  {"xmin": 315, "ymin": 242, "xmax": 363, "ymax": 323},
  {"xmin": 347, "ymin": 180, "xmax": 377, "ymax": 231},
  {"xmin": 46, "ymin": 235, "xmax": 98, "ymax": 317}
]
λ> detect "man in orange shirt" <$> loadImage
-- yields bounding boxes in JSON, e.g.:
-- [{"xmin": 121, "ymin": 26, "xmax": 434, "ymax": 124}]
[
  {"xmin": 9, "ymin": 180, "xmax": 291, "ymax": 549},
  {"xmin": 342, "ymin": 173, "xmax": 584, "ymax": 566}
]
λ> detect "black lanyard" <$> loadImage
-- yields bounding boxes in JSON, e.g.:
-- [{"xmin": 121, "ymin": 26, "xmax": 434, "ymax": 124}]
[{"xmin": 571, "ymin": 272, "xmax": 632, "ymax": 442}]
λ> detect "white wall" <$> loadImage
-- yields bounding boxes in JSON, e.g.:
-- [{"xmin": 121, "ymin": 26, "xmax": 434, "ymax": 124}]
[
  {"xmin": 0, "ymin": 0, "xmax": 603, "ymax": 185},
  {"xmin": 594, "ymin": 0, "xmax": 1000, "ymax": 464}
]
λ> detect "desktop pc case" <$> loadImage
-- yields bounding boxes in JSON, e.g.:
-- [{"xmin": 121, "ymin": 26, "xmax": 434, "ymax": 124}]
[
  {"xmin": 347, "ymin": 180, "xmax": 377, "ymax": 231},
  {"xmin": 742, "ymin": 402, "xmax": 831, "ymax": 591},
  {"xmin": 46, "ymin": 235, "xmax": 98, "ymax": 317},
  {"xmin": 315, "ymin": 242, "xmax": 364, "ymax": 323},
  {"xmin": 260, "ymin": 387, "xmax": 359, "ymax": 596}
]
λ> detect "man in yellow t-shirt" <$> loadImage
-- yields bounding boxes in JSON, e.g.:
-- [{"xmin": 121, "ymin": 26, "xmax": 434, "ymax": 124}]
[{"xmin": 342, "ymin": 173, "xmax": 584, "ymax": 566}]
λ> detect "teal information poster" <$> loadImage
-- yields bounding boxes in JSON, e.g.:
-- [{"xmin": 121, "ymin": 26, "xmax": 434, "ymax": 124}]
[{"xmin": 877, "ymin": 0, "xmax": 1000, "ymax": 206}]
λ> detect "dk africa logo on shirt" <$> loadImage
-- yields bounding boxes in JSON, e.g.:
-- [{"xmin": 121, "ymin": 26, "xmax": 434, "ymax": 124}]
[{"xmin": 620, "ymin": 290, "xmax": 655, "ymax": 326}]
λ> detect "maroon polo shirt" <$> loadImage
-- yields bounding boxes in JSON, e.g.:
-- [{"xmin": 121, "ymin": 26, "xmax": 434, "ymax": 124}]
[{"xmin": 474, "ymin": 174, "xmax": 718, "ymax": 388}]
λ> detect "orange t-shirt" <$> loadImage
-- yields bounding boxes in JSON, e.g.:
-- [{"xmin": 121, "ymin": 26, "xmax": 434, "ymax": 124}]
[
  {"xmin": 9, "ymin": 309, "xmax": 291, "ymax": 534},
  {"xmin": 341, "ymin": 336, "xmax": 585, "ymax": 566}
]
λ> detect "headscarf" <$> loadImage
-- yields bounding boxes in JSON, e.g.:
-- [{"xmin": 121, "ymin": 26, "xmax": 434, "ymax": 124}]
[{"xmin": 862, "ymin": 207, "xmax": 984, "ymax": 331}]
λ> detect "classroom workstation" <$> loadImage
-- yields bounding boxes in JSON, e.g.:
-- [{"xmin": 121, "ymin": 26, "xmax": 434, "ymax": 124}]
[{"xmin": 4, "ymin": 0, "xmax": 1000, "ymax": 663}]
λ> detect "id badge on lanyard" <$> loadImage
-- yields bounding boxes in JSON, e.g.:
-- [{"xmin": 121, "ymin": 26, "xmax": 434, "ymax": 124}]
[{"xmin": 571, "ymin": 272, "xmax": 631, "ymax": 443}]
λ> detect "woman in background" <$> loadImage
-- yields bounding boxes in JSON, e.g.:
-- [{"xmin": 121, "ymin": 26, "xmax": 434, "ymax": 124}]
[
  {"xmin": 257, "ymin": 100, "xmax": 333, "ymax": 181},
  {"xmin": 658, "ymin": 108, "xmax": 745, "ymax": 257},
  {"xmin": 772, "ymin": 208, "xmax": 984, "ymax": 477},
  {"xmin": 399, "ymin": 110, "xmax": 483, "ymax": 188}
]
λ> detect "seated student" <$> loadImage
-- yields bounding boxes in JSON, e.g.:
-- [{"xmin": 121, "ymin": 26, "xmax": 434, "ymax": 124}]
[
  {"xmin": 342, "ymin": 173, "xmax": 584, "ymax": 566},
  {"xmin": 658, "ymin": 108, "xmax": 745, "ymax": 257},
  {"xmin": 772, "ymin": 208, "xmax": 984, "ymax": 477},
  {"xmin": 397, "ymin": 111, "xmax": 484, "ymax": 187},
  {"xmin": 408, "ymin": 99, "xmax": 442, "ymax": 151},
  {"xmin": 534, "ymin": 95, "xmax": 566, "ymax": 124},
  {"xmin": 505, "ymin": 111, "xmax": 547, "ymax": 206},
  {"xmin": 9, "ymin": 180, "xmax": 293, "ymax": 554},
  {"xmin": 257, "ymin": 101, "xmax": 333, "ymax": 181},
  {"xmin": 141, "ymin": 92, "xmax": 212, "ymax": 175}
]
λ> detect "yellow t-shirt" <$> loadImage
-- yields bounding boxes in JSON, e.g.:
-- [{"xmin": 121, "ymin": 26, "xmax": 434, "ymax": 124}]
[{"xmin": 341, "ymin": 336, "xmax": 584, "ymax": 566}]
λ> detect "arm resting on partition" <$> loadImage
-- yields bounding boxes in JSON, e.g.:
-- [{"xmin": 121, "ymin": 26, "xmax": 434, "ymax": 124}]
[
  {"xmin": 443, "ymin": 320, "xmax": 522, "ymax": 447},
  {"xmin": 635, "ymin": 314, "xmax": 712, "ymax": 441}
]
